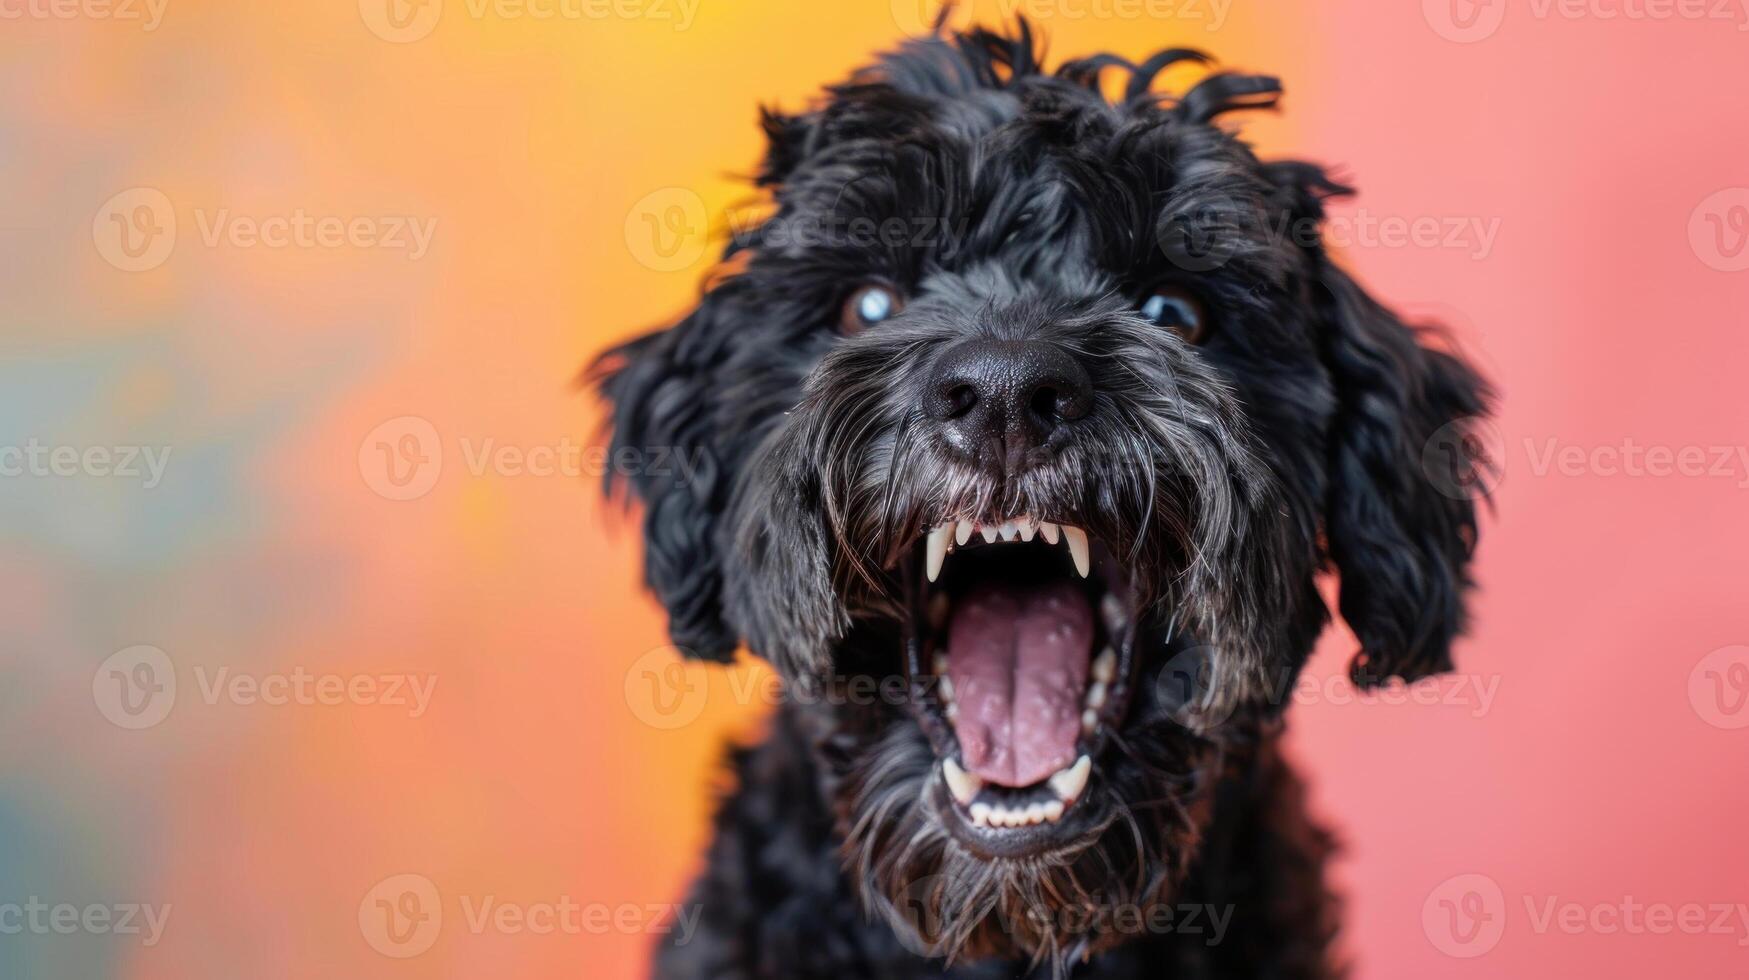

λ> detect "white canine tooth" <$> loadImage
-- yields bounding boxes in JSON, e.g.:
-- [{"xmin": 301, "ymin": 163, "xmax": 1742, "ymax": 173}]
[
  {"xmin": 941, "ymin": 758, "xmax": 982, "ymax": 805},
  {"xmin": 1042, "ymin": 799, "xmax": 1065, "ymax": 822},
  {"xmin": 1063, "ymin": 525, "xmax": 1090, "ymax": 578},
  {"xmin": 1081, "ymin": 708, "xmax": 1098, "ymax": 733},
  {"xmin": 945, "ymin": 702, "xmax": 959, "ymax": 721},
  {"xmin": 1019, "ymin": 516, "xmax": 1037, "ymax": 542},
  {"xmin": 1086, "ymin": 681, "xmax": 1107, "ymax": 710},
  {"xmin": 1049, "ymin": 755, "xmax": 1092, "ymax": 802},
  {"xmin": 970, "ymin": 802, "xmax": 991, "ymax": 827},
  {"xmin": 1039, "ymin": 521, "xmax": 1060, "ymax": 545},
  {"xmin": 1092, "ymin": 648, "xmax": 1116, "ymax": 685},
  {"xmin": 932, "ymin": 652, "xmax": 949, "ymax": 676},
  {"xmin": 926, "ymin": 525, "xmax": 950, "ymax": 582},
  {"xmin": 979, "ymin": 524, "xmax": 998, "ymax": 544},
  {"xmin": 956, "ymin": 520, "xmax": 974, "ymax": 546},
  {"xmin": 938, "ymin": 675, "xmax": 955, "ymax": 703},
  {"xmin": 1100, "ymin": 594, "xmax": 1126, "ymax": 633}
]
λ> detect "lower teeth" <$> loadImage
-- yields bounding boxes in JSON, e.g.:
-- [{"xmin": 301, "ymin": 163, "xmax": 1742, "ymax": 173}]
[{"xmin": 944, "ymin": 754, "xmax": 1091, "ymax": 828}]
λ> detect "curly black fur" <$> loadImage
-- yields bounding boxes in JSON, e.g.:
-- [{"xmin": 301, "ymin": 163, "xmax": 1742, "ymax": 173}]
[{"xmin": 593, "ymin": 19, "xmax": 1491, "ymax": 979}]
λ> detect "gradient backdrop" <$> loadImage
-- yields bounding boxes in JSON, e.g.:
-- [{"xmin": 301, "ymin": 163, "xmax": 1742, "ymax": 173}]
[{"xmin": 3, "ymin": 0, "xmax": 1748, "ymax": 976}]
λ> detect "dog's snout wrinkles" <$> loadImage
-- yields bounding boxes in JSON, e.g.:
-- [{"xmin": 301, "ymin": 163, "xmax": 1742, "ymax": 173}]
[{"xmin": 924, "ymin": 338, "xmax": 1093, "ymax": 472}]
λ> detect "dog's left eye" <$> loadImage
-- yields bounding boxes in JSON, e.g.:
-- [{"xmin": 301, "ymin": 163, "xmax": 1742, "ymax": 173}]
[
  {"xmin": 1139, "ymin": 285, "xmax": 1209, "ymax": 344},
  {"xmin": 840, "ymin": 284, "xmax": 904, "ymax": 335}
]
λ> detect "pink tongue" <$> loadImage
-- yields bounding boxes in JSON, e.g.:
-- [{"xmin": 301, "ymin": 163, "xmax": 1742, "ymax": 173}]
[{"xmin": 945, "ymin": 579, "xmax": 1093, "ymax": 787}]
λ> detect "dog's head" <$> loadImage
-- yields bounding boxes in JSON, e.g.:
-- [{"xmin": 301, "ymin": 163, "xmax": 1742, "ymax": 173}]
[{"xmin": 597, "ymin": 22, "xmax": 1490, "ymax": 967}]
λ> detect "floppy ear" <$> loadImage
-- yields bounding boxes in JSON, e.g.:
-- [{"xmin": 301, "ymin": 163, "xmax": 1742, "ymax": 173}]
[
  {"xmin": 593, "ymin": 303, "xmax": 737, "ymax": 663},
  {"xmin": 1318, "ymin": 259, "xmax": 1493, "ymax": 686}
]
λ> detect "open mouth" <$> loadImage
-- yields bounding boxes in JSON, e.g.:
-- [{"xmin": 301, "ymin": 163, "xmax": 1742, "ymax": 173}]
[{"xmin": 900, "ymin": 515, "xmax": 1140, "ymax": 850}]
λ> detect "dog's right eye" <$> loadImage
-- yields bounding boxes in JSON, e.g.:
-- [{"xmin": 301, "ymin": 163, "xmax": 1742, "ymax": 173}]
[
  {"xmin": 840, "ymin": 284, "xmax": 904, "ymax": 336},
  {"xmin": 1139, "ymin": 284, "xmax": 1210, "ymax": 345}
]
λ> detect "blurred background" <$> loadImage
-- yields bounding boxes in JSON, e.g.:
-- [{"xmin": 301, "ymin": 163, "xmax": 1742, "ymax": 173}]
[{"xmin": 3, "ymin": 0, "xmax": 1748, "ymax": 976}]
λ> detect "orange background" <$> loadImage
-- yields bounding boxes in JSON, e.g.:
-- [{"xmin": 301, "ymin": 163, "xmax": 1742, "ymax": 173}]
[{"xmin": 3, "ymin": 1, "xmax": 1748, "ymax": 977}]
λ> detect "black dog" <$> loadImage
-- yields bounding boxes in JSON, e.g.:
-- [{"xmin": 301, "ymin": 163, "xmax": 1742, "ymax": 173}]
[{"xmin": 597, "ymin": 20, "xmax": 1490, "ymax": 979}]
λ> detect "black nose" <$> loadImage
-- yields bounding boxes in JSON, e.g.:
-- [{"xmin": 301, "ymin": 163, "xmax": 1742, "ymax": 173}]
[{"xmin": 923, "ymin": 338, "xmax": 1094, "ymax": 471}]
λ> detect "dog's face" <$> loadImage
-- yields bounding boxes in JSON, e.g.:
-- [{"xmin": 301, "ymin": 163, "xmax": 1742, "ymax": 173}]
[{"xmin": 600, "ymin": 26, "xmax": 1489, "ymax": 967}]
